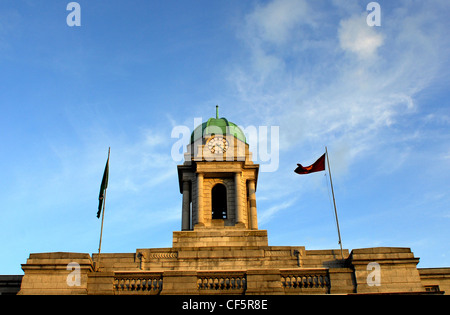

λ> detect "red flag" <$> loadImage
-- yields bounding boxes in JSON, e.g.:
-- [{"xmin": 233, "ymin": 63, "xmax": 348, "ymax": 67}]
[{"xmin": 294, "ymin": 153, "xmax": 326, "ymax": 175}]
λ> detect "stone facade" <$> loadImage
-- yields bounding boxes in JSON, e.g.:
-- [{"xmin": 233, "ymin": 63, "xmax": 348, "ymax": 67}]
[
  {"xmin": 418, "ymin": 268, "xmax": 450, "ymax": 294},
  {"xmin": 14, "ymin": 113, "xmax": 450, "ymax": 295},
  {"xmin": 16, "ymin": 246, "xmax": 450, "ymax": 295}
]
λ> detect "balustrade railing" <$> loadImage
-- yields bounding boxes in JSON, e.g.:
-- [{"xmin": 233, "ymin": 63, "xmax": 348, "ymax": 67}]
[
  {"xmin": 197, "ymin": 271, "xmax": 246, "ymax": 293},
  {"xmin": 111, "ymin": 269, "xmax": 329, "ymax": 295},
  {"xmin": 114, "ymin": 272, "xmax": 163, "ymax": 295},
  {"xmin": 281, "ymin": 269, "xmax": 330, "ymax": 293}
]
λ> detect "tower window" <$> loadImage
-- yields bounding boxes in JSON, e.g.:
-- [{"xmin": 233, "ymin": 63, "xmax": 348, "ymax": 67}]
[{"xmin": 212, "ymin": 184, "xmax": 227, "ymax": 219}]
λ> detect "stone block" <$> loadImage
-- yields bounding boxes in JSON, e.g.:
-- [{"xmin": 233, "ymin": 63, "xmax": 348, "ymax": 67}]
[
  {"xmin": 172, "ymin": 229, "xmax": 268, "ymax": 248},
  {"xmin": 87, "ymin": 272, "xmax": 115, "ymax": 295},
  {"xmin": 246, "ymin": 269, "xmax": 284, "ymax": 295},
  {"xmin": 349, "ymin": 247, "xmax": 425, "ymax": 294},
  {"xmin": 19, "ymin": 252, "xmax": 93, "ymax": 295},
  {"xmin": 161, "ymin": 271, "xmax": 198, "ymax": 295}
]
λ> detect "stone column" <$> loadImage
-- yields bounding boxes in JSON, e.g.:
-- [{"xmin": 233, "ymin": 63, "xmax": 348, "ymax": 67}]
[
  {"xmin": 235, "ymin": 172, "xmax": 244, "ymax": 226},
  {"xmin": 248, "ymin": 180, "xmax": 258, "ymax": 230},
  {"xmin": 197, "ymin": 173, "xmax": 204, "ymax": 226},
  {"xmin": 181, "ymin": 180, "xmax": 190, "ymax": 231}
]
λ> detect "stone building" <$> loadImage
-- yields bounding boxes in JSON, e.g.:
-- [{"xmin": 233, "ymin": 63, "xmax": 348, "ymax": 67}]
[{"xmin": 13, "ymin": 109, "xmax": 450, "ymax": 295}]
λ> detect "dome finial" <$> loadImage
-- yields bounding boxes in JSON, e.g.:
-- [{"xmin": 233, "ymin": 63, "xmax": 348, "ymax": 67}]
[{"xmin": 216, "ymin": 105, "xmax": 219, "ymax": 119}]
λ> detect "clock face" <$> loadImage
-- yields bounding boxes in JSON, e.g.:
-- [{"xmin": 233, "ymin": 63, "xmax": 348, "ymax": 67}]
[{"xmin": 207, "ymin": 136, "xmax": 229, "ymax": 154}]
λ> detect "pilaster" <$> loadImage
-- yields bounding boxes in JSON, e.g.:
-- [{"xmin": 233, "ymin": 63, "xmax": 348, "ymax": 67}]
[{"xmin": 182, "ymin": 180, "xmax": 190, "ymax": 231}]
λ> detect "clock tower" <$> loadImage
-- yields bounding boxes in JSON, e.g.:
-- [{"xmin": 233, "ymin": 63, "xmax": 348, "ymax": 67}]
[{"xmin": 175, "ymin": 106, "xmax": 267, "ymax": 247}]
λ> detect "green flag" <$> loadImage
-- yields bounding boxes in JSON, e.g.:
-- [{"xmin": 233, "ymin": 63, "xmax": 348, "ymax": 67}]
[{"xmin": 97, "ymin": 149, "xmax": 110, "ymax": 218}]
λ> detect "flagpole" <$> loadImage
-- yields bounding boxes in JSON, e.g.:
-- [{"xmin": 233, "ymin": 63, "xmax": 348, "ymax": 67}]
[
  {"xmin": 96, "ymin": 147, "xmax": 110, "ymax": 271},
  {"xmin": 96, "ymin": 191, "xmax": 107, "ymax": 271},
  {"xmin": 325, "ymin": 146, "xmax": 344, "ymax": 260}
]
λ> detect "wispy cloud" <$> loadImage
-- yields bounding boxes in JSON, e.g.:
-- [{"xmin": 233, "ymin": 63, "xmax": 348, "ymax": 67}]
[
  {"xmin": 243, "ymin": 0, "xmax": 316, "ymax": 46},
  {"xmin": 258, "ymin": 199, "xmax": 297, "ymax": 225},
  {"xmin": 338, "ymin": 13, "xmax": 384, "ymax": 60},
  {"xmin": 228, "ymin": 0, "xmax": 450, "ymax": 170}
]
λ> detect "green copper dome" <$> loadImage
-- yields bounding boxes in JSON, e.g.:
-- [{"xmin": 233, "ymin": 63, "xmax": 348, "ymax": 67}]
[{"xmin": 190, "ymin": 106, "xmax": 247, "ymax": 143}]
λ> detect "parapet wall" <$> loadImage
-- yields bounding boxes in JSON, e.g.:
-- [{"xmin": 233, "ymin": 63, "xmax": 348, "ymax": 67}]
[{"xmin": 17, "ymin": 245, "xmax": 449, "ymax": 295}]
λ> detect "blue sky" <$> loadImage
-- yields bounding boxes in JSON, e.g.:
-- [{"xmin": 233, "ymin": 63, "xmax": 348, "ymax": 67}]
[{"xmin": 1, "ymin": 0, "xmax": 449, "ymax": 275}]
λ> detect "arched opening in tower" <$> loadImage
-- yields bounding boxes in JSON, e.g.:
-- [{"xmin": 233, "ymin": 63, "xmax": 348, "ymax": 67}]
[{"xmin": 211, "ymin": 184, "xmax": 227, "ymax": 219}]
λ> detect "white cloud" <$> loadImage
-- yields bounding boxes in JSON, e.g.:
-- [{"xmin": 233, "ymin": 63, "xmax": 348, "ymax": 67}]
[
  {"xmin": 228, "ymin": 0, "xmax": 450, "ymax": 171},
  {"xmin": 338, "ymin": 14, "xmax": 384, "ymax": 60},
  {"xmin": 244, "ymin": 0, "xmax": 312, "ymax": 46}
]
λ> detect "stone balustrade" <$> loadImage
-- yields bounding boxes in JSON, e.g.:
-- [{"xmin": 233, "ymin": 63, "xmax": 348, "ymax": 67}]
[
  {"xmin": 281, "ymin": 269, "xmax": 330, "ymax": 294},
  {"xmin": 114, "ymin": 272, "xmax": 163, "ymax": 295},
  {"xmin": 110, "ymin": 269, "xmax": 330, "ymax": 295},
  {"xmin": 197, "ymin": 271, "xmax": 246, "ymax": 294}
]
